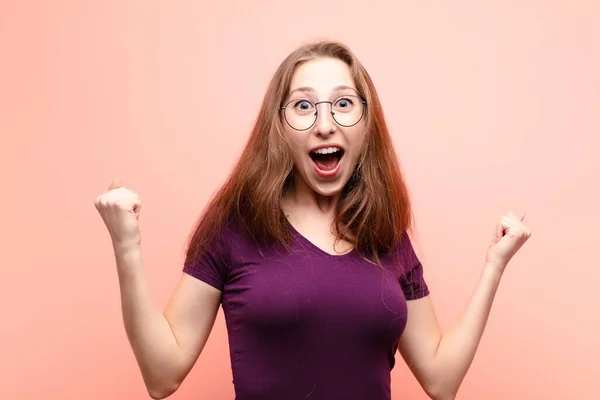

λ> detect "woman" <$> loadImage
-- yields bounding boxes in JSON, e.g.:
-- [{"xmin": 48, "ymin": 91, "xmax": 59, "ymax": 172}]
[{"xmin": 95, "ymin": 40, "xmax": 531, "ymax": 400}]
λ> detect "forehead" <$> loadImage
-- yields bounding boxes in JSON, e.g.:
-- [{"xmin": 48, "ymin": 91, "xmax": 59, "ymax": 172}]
[{"xmin": 289, "ymin": 58, "xmax": 356, "ymax": 96}]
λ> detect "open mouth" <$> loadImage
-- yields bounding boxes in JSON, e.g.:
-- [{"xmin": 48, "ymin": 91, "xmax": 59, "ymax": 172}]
[{"xmin": 309, "ymin": 147, "xmax": 344, "ymax": 172}]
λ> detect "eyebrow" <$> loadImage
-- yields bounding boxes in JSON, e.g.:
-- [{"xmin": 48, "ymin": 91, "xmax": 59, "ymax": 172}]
[{"xmin": 288, "ymin": 85, "xmax": 359, "ymax": 97}]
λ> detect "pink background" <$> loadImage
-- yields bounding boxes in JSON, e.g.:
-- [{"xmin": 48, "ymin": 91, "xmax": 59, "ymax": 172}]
[{"xmin": 1, "ymin": 1, "xmax": 598, "ymax": 399}]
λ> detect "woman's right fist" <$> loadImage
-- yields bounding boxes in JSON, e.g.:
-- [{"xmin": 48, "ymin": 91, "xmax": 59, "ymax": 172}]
[{"xmin": 95, "ymin": 179, "xmax": 142, "ymax": 250}]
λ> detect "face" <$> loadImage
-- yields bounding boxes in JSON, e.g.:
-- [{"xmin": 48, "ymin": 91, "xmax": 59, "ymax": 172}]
[{"xmin": 282, "ymin": 57, "xmax": 367, "ymax": 198}]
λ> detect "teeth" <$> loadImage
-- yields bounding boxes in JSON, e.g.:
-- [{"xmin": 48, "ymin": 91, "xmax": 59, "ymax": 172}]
[{"xmin": 312, "ymin": 147, "xmax": 341, "ymax": 155}]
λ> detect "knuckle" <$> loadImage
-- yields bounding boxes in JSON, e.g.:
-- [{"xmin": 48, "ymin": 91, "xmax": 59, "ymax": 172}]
[{"xmin": 100, "ymin": 199, "xmax": 111, "ymax": 208}]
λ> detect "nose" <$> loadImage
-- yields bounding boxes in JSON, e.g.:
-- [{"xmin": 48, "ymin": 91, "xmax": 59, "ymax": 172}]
[{"xmin": 313, "ymin": 101, "xmax": 336, "ymax": 136}]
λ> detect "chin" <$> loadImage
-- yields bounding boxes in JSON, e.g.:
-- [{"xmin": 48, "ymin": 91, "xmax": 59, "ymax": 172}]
[
  {"xmin": 311, "ymin": 184, "xmax": 345, "ymax": 198},
  {"xmin": 307, "ymin": 172, "xmax": 352, "ymax": 198}
]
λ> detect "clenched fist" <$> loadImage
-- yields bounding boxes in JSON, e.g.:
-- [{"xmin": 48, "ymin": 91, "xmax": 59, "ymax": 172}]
[
  {"xmin": 95, "ymin": 179, "xmax": 142, "ymax": 250},
  {"xmin": 486, "ymin": 212, "xmax": 531, "ymax": 271}
]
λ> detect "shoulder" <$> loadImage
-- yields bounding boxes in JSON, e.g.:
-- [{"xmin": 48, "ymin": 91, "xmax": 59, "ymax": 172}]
[
  {"xmin": 202, "ymin": 217, "xmax": 257, "ymax": 261},
  {"xmin": 383, "ymin": 231, "xmax": 430, "ymax": 300},
  {"xmin": 384, "ymin": 231, "xmax": 422, "ymax": 274},
  {"xmin": 183, "ymin": 216, "xmax": 256, "ymax": 287}
]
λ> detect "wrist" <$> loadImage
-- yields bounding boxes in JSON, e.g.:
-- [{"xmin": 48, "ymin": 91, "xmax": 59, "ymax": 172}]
[
  {"xmin": 112, "ymin": 242, "xmax": 143, "ymax": 282},
  {"xmin": 112, "ymin": 240, "xmax": 142, "ymax": 257},
  {"xmin": 482, "ymin": 262, "xmax": 505, "ymax": 281}
]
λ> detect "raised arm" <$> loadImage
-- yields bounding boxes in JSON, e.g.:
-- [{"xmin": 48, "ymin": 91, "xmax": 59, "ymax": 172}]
[
  {"xmin": 95, "ymin": 180, "xmax": 221, "ymax": 399},
  {"xmin": 398, "ymin": 213, "xmax": 531, "ymax": 400}
]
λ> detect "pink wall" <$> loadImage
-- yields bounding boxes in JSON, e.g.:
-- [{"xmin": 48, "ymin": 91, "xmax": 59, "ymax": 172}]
[{"xmin": 1, "ymin": 1, "xmax": 598, "ymax": 399}]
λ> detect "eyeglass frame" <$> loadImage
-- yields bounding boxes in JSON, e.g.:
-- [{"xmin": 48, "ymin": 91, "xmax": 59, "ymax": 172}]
[{"xmin": 279, "ymin": 95, "xmax": 368, "ymax": 132}]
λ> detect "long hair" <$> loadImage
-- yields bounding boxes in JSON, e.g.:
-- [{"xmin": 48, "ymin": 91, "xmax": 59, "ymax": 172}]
[{"xmin": 185, "ymin": 40, "xmax": 413, "ymax": 265}]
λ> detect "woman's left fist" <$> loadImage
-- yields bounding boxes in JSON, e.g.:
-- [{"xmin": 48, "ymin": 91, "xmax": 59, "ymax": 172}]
[{"xmin": 486, "ymin": 212, "xmax": 532, "ymax": 270}]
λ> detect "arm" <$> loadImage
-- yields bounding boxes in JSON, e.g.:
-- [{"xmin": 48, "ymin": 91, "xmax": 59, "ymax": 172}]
[
  {"xmin": 398, "ymin": 213, "xmax": 531, "ymax": 399},
  {"xmin": 398, "ymin": 266, "xmax": 502, "ymax": 400},
  {"xmin": 116, "ymin": 245, "xmax": 221, "ymax": 399},
  {"xmin": 95, "ymin": 180, "xmax": 222, "ymax": 399}
]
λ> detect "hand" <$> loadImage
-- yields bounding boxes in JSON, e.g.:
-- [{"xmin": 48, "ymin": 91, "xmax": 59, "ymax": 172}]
[
  {"xmin": 95, "ymin": 179, "xmax": 142, "ymax": 251},
  {"xmin": 485, "ymin": 212, "xmax": 531, "ymax": 272}
]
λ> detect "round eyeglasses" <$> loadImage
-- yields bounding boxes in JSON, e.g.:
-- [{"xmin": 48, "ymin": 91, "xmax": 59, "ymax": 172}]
[{"xmin": 280, "ymin": 95, "xmax": 367, "ymax": 131}]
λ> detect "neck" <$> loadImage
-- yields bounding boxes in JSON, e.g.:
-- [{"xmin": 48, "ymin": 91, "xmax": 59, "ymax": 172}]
[{"xmin": 283, "ymin": 177, "xmax": 339, "ymax": 218}]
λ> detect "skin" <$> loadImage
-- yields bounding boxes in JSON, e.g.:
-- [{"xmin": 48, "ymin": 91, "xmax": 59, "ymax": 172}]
[
  {"xmin": 281, "ymin": 57, "xmax": 366, "ymax": 256},
  {"xmin": 95, "ymin": 58, "xmax": 531, "ymax": 400}
]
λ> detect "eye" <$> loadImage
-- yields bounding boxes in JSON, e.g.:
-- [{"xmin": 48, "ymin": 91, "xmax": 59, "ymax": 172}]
[
  {"xmin": 293, "ymin": 100, "xmax": 314, "ymax": 112},
  {"xmin": 334, "ymin": 97, "xmax": 354, "ymax": 110}
]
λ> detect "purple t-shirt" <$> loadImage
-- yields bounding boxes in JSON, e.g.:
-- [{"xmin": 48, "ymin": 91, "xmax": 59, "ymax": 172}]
[{"xmin": 183, "ymin": 220, "xmax": 429, "ymax": 400}]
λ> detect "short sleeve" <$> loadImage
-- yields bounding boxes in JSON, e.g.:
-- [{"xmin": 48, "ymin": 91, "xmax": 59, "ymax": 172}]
[
  {"xmin": 396, "ymin": 233, "xmax": 430, "ymax": 301},
  {"xmin": 182, "ymin": 231, "xmax": 230, "ymax": 292}
]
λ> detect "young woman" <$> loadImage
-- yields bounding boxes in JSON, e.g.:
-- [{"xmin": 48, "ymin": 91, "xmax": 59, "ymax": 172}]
[{"xmin": 95, "ymin": 40, "xmax": 531, "ymax": 400}]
